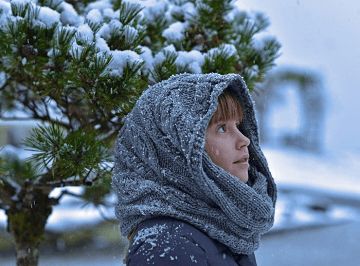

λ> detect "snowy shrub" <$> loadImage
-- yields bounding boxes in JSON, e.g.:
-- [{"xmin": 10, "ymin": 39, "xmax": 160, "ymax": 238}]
[{"xmin": 0, "ymin": 1, "xmax": 280, "ymax": 265}]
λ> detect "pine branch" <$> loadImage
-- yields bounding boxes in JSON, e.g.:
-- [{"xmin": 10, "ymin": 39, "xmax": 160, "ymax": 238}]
[
  {"xmin": 97, "ymin": 128, "xmax": 118, "ymax": 143},
  {"xmin": 50, "ymin": 189, "xmax": 83, "ymax": 205},
  {"xmin": 42, "ymin": 178, "xmax": 88, "ymax": 188},
  {"xmin": 40, "ymin": 98, "xmax": 50, "ymax": 120},
  {"xmin": 96, "ymin": 205, "xmax": 114, "ymax": 222},
  {"xmin": 0, "ymin": 116, "xmax": 33, "ymax": 122},
  {"xmin": 0, "ymin": 201, "xmax": 8, "ymax": 210},
  {"xmin": 0, "ymin": 78, "xmax": 10, "ymax": 91},
  {"xmin": 0, "ymin": 111, "xmax": 70, "ymax": 129},
  {"xmin": 8, "ymin": 89, "xmax": 70, "ymax": 129},
  {"xmin": 62, "ymin": 95, "xmax": 75, "ymax": 130},
  {"xmin": 0, "ymin": 176, "xmax": 20, "ymax": 208},
  {"xmin": 119, "ymin": 1, "xmax": 143, "ymax": 25}
]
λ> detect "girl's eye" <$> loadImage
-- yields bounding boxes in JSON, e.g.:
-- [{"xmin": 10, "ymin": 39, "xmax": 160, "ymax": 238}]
[{"xmin": 217, "ymin": 125, "xmax": 226, "ymax": 133}]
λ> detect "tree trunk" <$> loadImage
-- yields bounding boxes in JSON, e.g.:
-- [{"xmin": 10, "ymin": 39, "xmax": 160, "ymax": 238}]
[
  {"xmin": 14, "ymin": 242, "xmax": 40, "ymax": 266},
  {"xmin": 7, "ymin": 189, "xmax": 52, "ymax": 266}
]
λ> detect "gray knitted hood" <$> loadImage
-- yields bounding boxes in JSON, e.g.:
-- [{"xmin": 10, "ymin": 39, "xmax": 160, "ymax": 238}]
[{"xmin": 112, "ymin": 73, "xmax": 277, "ymax": 254}]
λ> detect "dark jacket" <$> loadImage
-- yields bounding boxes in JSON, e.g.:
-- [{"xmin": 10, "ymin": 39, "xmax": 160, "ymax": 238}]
[{"xmin": 126, "ymin": 217, "xmax": 257, "ymax": 266}]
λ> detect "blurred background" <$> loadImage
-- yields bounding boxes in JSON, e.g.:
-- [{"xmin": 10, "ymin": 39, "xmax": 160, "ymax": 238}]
[
  {"xmin": 241, "ymin": 1, "xmax": 360, "ymax": 265},
  {"xmin": 1, "ymin": 0, "xmax": 360, "ymax": 265}
]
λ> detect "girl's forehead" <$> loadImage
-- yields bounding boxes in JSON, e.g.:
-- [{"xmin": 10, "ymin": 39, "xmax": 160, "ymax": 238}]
[{"xmin": 209, "ymin": 116, "xmax": 243, "ymax": 127}]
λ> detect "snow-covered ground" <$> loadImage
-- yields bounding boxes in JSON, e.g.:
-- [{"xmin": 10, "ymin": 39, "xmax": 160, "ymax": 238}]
[
  {"xmin": 264, "ymin": 147, "xmax": 360, "ymax": 231},
  {"xmin": 266, "ymin": 147, "xmax": 360, "ymax": 197},
  {"xmin": 0, "ymin": 146, "xmax": 360, "ymax": 233}
]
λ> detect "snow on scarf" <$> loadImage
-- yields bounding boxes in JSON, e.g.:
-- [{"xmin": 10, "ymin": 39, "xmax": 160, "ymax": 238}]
[{"xmin": 112, "ymin": 73, "xmax": 277, "ymax": 255}]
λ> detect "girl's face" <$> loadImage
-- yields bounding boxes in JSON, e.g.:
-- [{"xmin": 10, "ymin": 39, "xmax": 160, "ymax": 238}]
[{"xmin": 205, "ymin": 118, "xmax": 250, "ymax": 182}]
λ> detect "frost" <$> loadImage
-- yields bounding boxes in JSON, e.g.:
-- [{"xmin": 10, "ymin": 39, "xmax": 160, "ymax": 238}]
[
  {"xmin": 97, "ymin": 18, "xmax": 123, "ymax": 40},
  {"xmin": 38, "ymin": 6, "xmax": 60, "ymax": 28},
  {"xmin": 0, "ymin": 72, "xmax": 5, "ymax": 88},
  {"xmin": 103, "ymin": 8, "xmax": 116, "ymax": 19},
  {"xmin": 31, "ymin": 19, "xmax": 47, "ymax": 29},
  {"xmin": 0, "ymin": 0, "xmax": 11, "ymax": 15},
  {"xmin": 69, "ymin": 42, "xmax": 84, "ymax": 59},
  {"xmin": 86, "ymin": 8, "xmax": 103, "ymax": 24},
  {"xmin": 124, "ymin": 24, "xmax": 138, "ymax": 37},
  {"xmin": 146, "ymin": 254, "xmax": 155, "ymax": 262},
  {"xmin": 133, "ymin": 224, "xmax": 167, "ymax": 244},
  {"xmin": 225, "ymin": 8, "xmax": 240, "ymax": 22},
  {"xmin": 207, "ymin": 44, "xmax": 238, "ymax": 59},
  {"xmin": 86, "ymin": 0, "xmax": 112, "ymax": 13},
  {"xmin": 146, "ymin": 237, "xmax": 157, "ymax": 250},
  {"xmin": 163, "ymin": 45, "xmax": 176, "ymax": 53},
  {"xmin": 176, "ymin": 50, "xmax": 204, "ymax": 74},
  {"xmin": 59, "ymin": 2, "xmax": 81, "ymax": 26},
  {"xmin": 96, "ymin": 37, "xmax": 110, "ymax": 52},
  {"xmin": 124, "ymin": 0, "xmax": 144, "ymax": 7},
  {"xmin": 190, "ymin": 254, "xmax": 198, "ymax": 263},
  {"xmin": 170, "ymin": 2, "xmax": 196, "ymax": 20},
  {"xmin": 197, "ymin": 1, "xmax": 212, "ymax": 13},
  {"xmin": 0, "ymin": 0, "xmax": 11, "ymax": 26},
  {"xmin": 139, "ymin": 46, "xmax": 153, "ymax": 71},
  {"xmin": 97, "ymin": 23, "xmax": 110, "ymax": 39},
  {"xmin": 162, "ymin": 21, "xmax": 188, "ymax": 42},
  {"xmin": 108, "ymin": 50, "xmax": 143, "ymax": 76},
  {"xmin": 182, "ymin": 2, "xmax": 197, "ymax": 20},
  {"xmin": 222, "ymin": 44, "xmax": 238, "ymax": 56},
  {"xmin": 9, "ymin": 0, "xmax": 31, "ymax": 6},
  {"xmin": 142, "ymin": 0, "xmax": 167, "ymax": 22},
  {"xmin": 9, "ymin": 15, "xmax": 23, "ymax": 25},
  {"xmin": 247, "ymin": 65, "xmax": 259, "ymax": 77},
  {"xmin": 62, "ymin": 24, "xmax": 77, "ymax": 33},
  {"xmin": 77, "ymin": 24, "xmax": 94, "ymax": 43},
  {"xmin": 47, "ymin": 48, "xmax": 60, "ymax": 57},
  {"xmin": 153, "ymin": 45, "xmax": 176, "ymax": 65},
  {"xmin": 109, "ymin": 19, "xmax": 123, "ymax": 31}
]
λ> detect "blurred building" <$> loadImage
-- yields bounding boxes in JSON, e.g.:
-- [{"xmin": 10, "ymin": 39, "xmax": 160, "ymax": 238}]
[{"xmin": 252, "ymin": 67, "xmax": 326, "ymax": 152}]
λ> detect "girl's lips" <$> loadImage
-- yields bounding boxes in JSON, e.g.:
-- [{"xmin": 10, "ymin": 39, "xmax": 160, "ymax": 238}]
[
  {"xmin": 233, "ymin": 156, "xmax": 249, "ymax": 164},
  {"xmin": 236, "ymin": 162, "xmax": 249, "ymax": 167},
  {"xmin": 233, "ymin": 161, "xmax": 249, "ymax": 168}
]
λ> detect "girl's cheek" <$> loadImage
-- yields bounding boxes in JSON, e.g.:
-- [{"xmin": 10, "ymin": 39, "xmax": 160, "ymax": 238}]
[{"xmin": 210, "ymin": 146, "xmax": 220, "ymax": 156}]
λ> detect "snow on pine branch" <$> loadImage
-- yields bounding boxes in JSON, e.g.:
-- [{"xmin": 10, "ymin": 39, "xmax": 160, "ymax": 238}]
[
  {"xmin": 162, "ymin": 21, "xmax": 188, "ymax": 42},
  {"xmin": 0, "ymin": 0, "xmax": 276, "ymax": 78},
  {"xmin": 38, "ymin": 6, "xmax": 60, "ymax": 27}
]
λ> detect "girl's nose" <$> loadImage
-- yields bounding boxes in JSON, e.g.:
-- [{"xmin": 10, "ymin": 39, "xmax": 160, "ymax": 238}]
[{"xmin": 236, "ymin": 131, "xmax": 250, "ymax": 149}]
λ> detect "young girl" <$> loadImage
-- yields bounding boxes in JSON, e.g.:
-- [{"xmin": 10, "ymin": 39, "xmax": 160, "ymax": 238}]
[{"xmin": 112, "ymin": 73, "xmax": 277, "ymax": 265}]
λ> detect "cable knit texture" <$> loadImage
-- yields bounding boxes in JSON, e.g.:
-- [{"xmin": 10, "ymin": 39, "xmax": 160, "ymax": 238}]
[{"xmin": 112, "ymin": 73, "xmax": 277, "ymax": 255}]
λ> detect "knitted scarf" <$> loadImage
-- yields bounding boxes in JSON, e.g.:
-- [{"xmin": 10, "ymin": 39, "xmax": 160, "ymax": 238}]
[{"xmin": 112, "ymin": 73, "xmax": 277, "ymax": 255}]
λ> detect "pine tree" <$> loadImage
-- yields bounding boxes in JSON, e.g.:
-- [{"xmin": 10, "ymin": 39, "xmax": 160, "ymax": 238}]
[{"xmin": 0, "ymin": 0, "xmax": 280, "ymax": 265}]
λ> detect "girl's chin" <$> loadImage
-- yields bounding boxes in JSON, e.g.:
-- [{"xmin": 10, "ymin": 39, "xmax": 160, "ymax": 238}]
[
  {"xmin": 233, "ymin": 172, "xmax": 248, "ymax": 182},
  {"xmin": 239, "ymin": 176, "xmax": 248, "ymax": 182}
]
